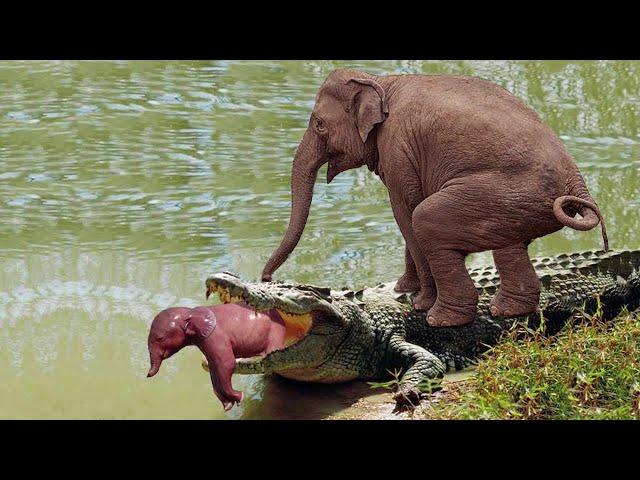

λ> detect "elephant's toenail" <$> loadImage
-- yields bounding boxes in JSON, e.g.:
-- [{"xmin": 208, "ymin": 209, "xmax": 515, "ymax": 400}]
[{"xmin": 490, "ymin": 305, "xmax": 499, "ymax": 316}]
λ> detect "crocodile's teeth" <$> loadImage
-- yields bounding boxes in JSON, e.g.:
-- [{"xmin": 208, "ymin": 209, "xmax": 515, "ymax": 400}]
[
  {"xmin": 234, "ymin": 357, "xmax": 266, "ymax": 374},
  {"xmin": 206, "ymin": 283, "xmax": 222, "ymax": 300},
  {"xmin": 219, "ymin": 289, "xmax": 230, "ymax": 303},
  {"xmin": 204, "ymin": 355, "xmax": 266, "ymax": 374},
  {"xmin": 206, "ymin": 281, "xmax": 244, "ymax": 304}
]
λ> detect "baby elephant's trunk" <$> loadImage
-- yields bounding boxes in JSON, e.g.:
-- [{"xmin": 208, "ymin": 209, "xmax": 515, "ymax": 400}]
[{"xmin": 147, "ymin": 352, "xmax": 162, "ymax": 377}]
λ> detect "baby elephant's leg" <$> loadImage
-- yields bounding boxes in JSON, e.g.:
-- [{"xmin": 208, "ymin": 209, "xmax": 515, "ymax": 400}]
[
  {"xmin": 205, "ymin": 337, "xmax": 244, "ymax": 411},
  {"xmin": 490, "ymin": 243, "xmax": 540, "ymax": 317}
]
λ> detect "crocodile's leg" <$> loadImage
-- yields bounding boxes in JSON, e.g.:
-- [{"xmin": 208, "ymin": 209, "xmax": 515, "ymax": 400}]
[
  {"xmin": 395, "ymin": 246, "xmax": 421, "ymax": 293},
  {"xmin": 490, "ymin": 242, "xmax": 540, "ymax": 317},
  {"xmin": 434, "ymin": 351, "xmax": 477, "ymax": 372},
  {"xmin": 386, "ymin": 333, "xmax": 446, "ymax": 407}
]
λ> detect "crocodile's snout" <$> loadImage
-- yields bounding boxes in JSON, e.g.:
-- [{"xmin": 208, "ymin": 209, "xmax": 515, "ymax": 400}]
[{"xmin": 205, "ymin": 272, "xmax": 248, "ymax": 303}]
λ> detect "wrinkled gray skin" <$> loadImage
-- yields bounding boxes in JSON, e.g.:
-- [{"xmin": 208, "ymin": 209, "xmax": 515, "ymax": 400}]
[{"xmin": 206, "ymin": 249, "xmax": 640, "ymax": 407}]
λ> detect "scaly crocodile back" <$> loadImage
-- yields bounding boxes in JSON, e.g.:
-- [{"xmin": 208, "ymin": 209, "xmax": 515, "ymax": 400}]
[
  {"xmin": 471, "ymin": 249, "xmax": 640, "ymax": 294},
  {"xmin": 347, "ymin": 249, "xmax": 640, "ymax": 302}
]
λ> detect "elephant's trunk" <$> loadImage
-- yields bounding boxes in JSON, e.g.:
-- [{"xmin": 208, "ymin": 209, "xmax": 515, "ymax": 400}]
[
  {"xmin": 262, "ymin": 133, "xmax": 321, "ymax": 281},
  {"xmin": 147, "ymin": 351, "xmax": 163, "ymax": 377}
]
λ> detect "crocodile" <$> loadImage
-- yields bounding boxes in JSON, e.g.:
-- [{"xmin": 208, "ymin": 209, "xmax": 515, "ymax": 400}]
[{"xmin": 203, "ymin": 249, "xmax": 640, "ymax": 406}]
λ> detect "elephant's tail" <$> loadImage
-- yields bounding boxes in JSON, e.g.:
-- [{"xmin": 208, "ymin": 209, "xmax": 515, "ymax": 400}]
[{"xmin": 553, "ymin": 195, "xmax": 609, "ymax": 251}]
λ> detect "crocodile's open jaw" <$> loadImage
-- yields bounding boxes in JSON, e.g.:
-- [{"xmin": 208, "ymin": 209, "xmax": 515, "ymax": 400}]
[
  {"xmin": 203, "ymin": 273, "xmax": 345, "ymax": 374},
  {"xmin": 206, "ymin": 279, "xmax": 313, "ymax": 347}
]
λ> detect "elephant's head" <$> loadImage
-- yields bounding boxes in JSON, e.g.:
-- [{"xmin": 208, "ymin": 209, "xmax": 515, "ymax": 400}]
[
  {"xmin": 261, "ymin": 69, "xmax": 388, "ymax": 281},
  {"xmin": 146, "ymin": 307, "xmax": 216, "ymax": 378}
]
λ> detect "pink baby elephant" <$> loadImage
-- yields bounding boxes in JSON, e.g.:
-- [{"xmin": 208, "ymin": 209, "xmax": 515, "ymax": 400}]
[{"xmin": 146, "ymin": 303, "xmax": 287, "ymax": 411}]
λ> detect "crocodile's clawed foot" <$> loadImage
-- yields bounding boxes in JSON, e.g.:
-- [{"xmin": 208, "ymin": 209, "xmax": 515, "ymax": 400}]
[
  {"xmin": 426, "ymin": 301, "xmax": 475, "ymax": 327},
  {"xmin": 489, "ymin": 290, "xmax": 540, "ymax": 318},
  {"xmin": 411, "ymin": 288, "xmax": 437, "ymax": 311},
  {"xmin": 392, "ymin": 388, "xmax": 423, "ymax": 412},
  {"xmin": 395, "ymin": 273, "xmax": 421, "ymax": 293}
]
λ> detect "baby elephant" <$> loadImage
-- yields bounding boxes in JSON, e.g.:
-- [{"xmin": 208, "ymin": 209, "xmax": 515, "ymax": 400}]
[{"xmin": 147, "ymin": 303, "xmax": 287, "ymax": 411}]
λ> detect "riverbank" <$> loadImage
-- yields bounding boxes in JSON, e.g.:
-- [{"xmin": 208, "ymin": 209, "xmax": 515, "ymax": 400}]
[{"xmin": 328, "ymin": 311, "xmax": 640, "ymax": 420}]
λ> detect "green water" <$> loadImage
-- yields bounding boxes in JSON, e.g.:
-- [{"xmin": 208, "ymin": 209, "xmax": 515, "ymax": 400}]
[{"xmin": 0, "ymin": 60, "xmax": 638, "ymax": 419}]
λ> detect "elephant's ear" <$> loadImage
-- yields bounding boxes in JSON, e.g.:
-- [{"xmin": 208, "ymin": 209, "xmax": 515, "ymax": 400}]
[
  {"xmin": 349, "ymin": 78, "xmax": 388, "ymax": 143},
  {"xmin": 184, "ymin": 310, "xmax": 217, "ymax": 341}
]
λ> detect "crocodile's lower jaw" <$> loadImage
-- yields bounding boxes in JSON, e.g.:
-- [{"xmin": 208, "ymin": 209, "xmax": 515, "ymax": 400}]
[
  {"xmin": 202, "ymin": 354, "xmax": 267, "ymax": 374},
  {"xmin": 202, "ymin": 356, "xmax": 359, "ymax": 384}
]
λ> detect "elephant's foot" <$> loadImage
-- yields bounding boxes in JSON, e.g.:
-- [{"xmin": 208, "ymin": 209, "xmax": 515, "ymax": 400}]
[
  {"xmin": 489, "ymin": 289, "xmax": 539, "ymax": 318},
  {"xmin": 411, "ymin": 288, "xmax": 437, "ymax": 311},
  {"xmin": 394, "ymin": 272, "xmax": 421, "ymax": 293},
  {"xmin": 426, "ymin": 299, "xmax": 476, "ymax": 327}
]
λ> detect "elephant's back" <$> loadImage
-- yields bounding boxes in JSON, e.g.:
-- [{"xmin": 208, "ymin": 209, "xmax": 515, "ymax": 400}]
[
  {"xmin": 391, "ymin": 74, "xmax": 547, "ymax": 131},
  {"xmin": 390, "ymin": 75, "xmax": 572, "ymax": 173}
]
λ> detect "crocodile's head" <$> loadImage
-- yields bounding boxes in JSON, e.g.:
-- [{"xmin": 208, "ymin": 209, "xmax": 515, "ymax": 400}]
[{"xmin": 202, "ymin": 272, "xmax": 354, "ymax": 382}]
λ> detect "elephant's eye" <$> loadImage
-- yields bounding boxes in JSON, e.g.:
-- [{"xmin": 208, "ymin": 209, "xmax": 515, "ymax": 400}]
[{"xmin": 314, "ymin": 118, "xmax": 327, "ymax": 134}]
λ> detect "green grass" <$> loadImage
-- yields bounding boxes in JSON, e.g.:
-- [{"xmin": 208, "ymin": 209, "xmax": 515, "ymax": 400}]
[{"xmin": 423, "ymin": 311, "xmax": 640, "ymax": 420}]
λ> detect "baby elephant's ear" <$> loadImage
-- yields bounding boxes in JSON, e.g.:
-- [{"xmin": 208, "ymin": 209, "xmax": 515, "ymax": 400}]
[{"xmin": 185, "ymin": 310, "xmax": 217, "ymax": 340}]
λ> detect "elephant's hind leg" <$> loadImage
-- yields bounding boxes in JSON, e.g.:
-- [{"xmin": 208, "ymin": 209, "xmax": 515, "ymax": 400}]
[{"xmin": 490, "ymin": 243, "xmax": 540, "ymax": 317}]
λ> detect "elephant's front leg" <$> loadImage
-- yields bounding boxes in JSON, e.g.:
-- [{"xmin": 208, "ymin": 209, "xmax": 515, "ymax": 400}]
[
  {"xmin": 386, "ymin": 333, "xmax": 446, "ymax": 408},
  {"xmin": 395, "ymin": 246, "xmax": 421, "ymax": 293},
  {"xmin": 389, "ymin": 192, "xmax": 437, "ymax": 310}
]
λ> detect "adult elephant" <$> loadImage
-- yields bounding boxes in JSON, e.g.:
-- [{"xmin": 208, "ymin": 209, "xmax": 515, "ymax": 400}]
[{"xmin": 261, "ymin": 69, "xmax": 607, "ymax": 327}]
